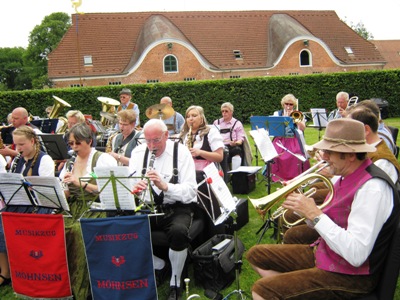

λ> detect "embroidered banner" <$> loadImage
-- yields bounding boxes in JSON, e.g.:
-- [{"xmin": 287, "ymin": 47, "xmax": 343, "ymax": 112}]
[
  {"xmin": 2, "ymin": 212, "xmax": 72, "ymax": 299},
  {"xmin": 80, "ymin": 215, "xmax": 157, "ymax": 300}
]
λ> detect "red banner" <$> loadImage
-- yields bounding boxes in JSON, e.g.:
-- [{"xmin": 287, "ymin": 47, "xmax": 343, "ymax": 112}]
[{"xmin": 2, "ymin": 212, "xmax": 72, "ymax": 299}]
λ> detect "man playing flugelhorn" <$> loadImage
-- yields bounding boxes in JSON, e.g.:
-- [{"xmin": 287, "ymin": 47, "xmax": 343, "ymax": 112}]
[{"xmin": 247, "ymin": 118, "xmax": 399, "ymax": 299}]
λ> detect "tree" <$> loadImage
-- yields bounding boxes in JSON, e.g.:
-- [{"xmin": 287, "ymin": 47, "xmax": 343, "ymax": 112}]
[
  {"xmin": 343, "ymin": 18, "xmax": 374, "ymax": 40},
  {"xmin": 24, "ymin": 12, "xmax": 71, "ymax": 89},
  {"xmin": 0, "ymin": 47, "xmax": 32, "ymax": 91}
]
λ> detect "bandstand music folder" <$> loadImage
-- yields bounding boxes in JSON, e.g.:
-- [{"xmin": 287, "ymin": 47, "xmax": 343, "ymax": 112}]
[{"xmin": 265, "ymin": 116, "xmax": 293, "ymax": 137}]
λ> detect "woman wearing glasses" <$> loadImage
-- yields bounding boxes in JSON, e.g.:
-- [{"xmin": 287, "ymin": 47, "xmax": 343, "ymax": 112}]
[
  {"xmin": 59, "ymin": 123, "xmax": 117, "ymax": 299},
  {"xmin": 271, "ymin": 94, "xmax": 310, "ymax": 182},
  {"xmin": 59, "ymin": 123, "xmax": 117, "ymax": 217}
]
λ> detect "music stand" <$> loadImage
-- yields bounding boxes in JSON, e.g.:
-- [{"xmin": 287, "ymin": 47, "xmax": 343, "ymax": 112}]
[
  {"xmin": 308, "ymin": 108, "xmax": 328, "ymax": 140},
  {"xmin": 197, "ymin": 163, "xmax": 236, "ymax": 226},
  {"xmin": 38, "ymin": 134, "xmax": 69, "ymax": 160},
  {"xmin": 31, "ymin": 119, "xmax": 59, "ymax": 133},
  {"xmin": 0, "ymin": 173, "xmax": 70, "ymax": 214}
]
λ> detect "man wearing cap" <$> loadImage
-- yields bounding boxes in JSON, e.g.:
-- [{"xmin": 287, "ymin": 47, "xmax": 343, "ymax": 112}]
[
  {"xmin": 117, "ymin": 88, "xmax": 140, "ymax": 128},
  {"xmin": 246, "ymin": 118, "xmax": 400, "ymax": 299}
]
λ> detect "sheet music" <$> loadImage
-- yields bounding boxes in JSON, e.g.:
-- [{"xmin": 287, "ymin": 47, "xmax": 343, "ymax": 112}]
[
  {"xmin": 227, "ymin": 166, "xmax": 262, "ymax": 174},
  {"xmin": 203, "ymin": 163, "xmax": 236, "ymax": 212},
  {"xmin": 25, "ymin": 176, "xmax": 70, "ymax": 211},
  {"xmin": 250, "ymin": 128, "xmax": 278, "ymax": 162},
  {"xmin": 94, "ymin": 166, "xmax": 136, "ymax": 210},
  {"xmin": 310, "ymin": 108, "xmax": 328, "ymax": 127},
  {"xmin": 0, "ymin": 173, "xmax": 33, "ymax": 206}
]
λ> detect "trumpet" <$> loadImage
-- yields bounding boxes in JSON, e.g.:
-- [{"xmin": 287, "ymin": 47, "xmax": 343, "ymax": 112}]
[
  {"xmin": 290, "ymin": 110, "xmax": 304, "ymax": 123},
  {"xmin": 249, "ymin": 172, "xmax": 334, "ymax": 226}
]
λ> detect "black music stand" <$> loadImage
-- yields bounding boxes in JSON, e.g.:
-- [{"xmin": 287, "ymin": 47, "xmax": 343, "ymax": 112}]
[
  {"xmin": 308, "ymin": 108, "xmax": 328, "ymax": 140},
  {"xmin": 38, "ymin": 134, "xmax": 69, "ymax": 160},
  {"xmin": 31, "ymin": 119, "xmax": 59, "ymax": 133},
  {"xmin": 0, "ymin": 173, "xmax": 70, "ymax": 214}
]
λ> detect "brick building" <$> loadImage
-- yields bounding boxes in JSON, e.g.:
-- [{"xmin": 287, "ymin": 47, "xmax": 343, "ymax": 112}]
[{"xmin": 48, "ymin": 10, "xmax": 386, "ymax": 88}]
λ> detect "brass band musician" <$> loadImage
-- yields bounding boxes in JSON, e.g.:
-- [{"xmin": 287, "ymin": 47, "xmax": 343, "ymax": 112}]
[
  {"xmin": 107, "ymin": 110, "xmax": 141, "ymax": 166},
  {"xmin": 247, "ymin": 118, "xmax": 399, "ymax": 299},
  {"xmin": 160, "ymin": 96, "xmax": 185, "ymax": 136}
]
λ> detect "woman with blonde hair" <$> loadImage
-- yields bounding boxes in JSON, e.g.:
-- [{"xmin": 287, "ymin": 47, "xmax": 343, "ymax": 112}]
[
  {"xmin": 0, "ymin": 126, "xmax": 54, "ymax": 286},
  {"xmin": 179, "ymin": 105, "xmax": 224, "ymax": 219}
]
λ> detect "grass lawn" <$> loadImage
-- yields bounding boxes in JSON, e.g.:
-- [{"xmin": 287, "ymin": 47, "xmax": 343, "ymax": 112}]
[{"xmin": 1, "ymin": 118, "xmax": 399, "ymax": 299}]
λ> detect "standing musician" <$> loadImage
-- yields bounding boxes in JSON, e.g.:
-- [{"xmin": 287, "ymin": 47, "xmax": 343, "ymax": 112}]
[
  {"xmin": 160, "ymin": 96, "xmax": 185, "ymax": 136},
  {"xmin": 0, "ymin": 126, "xmax": 55, "ymax": 287},
  {"xmin": 213, "ymin": 102, "xmax": 246, "ymax": 170},
  {"xmin": 327, "ymin": 91, "xmax": 349, "ymax": 121},
  {"xmin": 129, "ymin": 119, "xmax": 197, "ymax": 300},
  {"xmin": 117, "ymin": 88, "xmax": 140, "ymax": 128},
  {"xmin": 179, "ymin": 105, "xmax": 224, "ymax": 218},
  {"xmin": 271, "ymin": 94, "xmax": 310, "ymax": 182},
  {"xmin": 247, "ymin": 118, "xmax": 400, "ymax": 299},
  {"xmin": 107, "ymin": 110, "xmax": 141, "ymax": 166}
]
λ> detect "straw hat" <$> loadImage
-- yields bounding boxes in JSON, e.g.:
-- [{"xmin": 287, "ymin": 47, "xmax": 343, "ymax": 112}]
[{"xmin": 312, "ymin": 118, "xmax": 376, "ymax": 153}]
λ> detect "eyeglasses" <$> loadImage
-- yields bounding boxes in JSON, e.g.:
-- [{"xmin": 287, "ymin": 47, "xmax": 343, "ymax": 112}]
[
  {"xmin": 284, "ymin": 103, "xmax": 294, "ymax": 106},
  {"xmin": 221, "ymin": 110, "xmax": 230, "ymax": 113},
  {"xmin": 68, "ymin": 141, "xmax": 82, "ymax": 146},
  {"xmin": 145, "ymin": 134, "xmax": 165, "ymax": 144}
]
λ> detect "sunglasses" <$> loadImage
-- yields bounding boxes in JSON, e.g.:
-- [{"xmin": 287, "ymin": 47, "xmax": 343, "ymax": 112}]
[
  {"xmin": 284, "ymin": 103, "xmax": 294, "ymax": 106},
  {"xmin": 68, "ymin": 141, "xmax": 82, "ymax": 146}
]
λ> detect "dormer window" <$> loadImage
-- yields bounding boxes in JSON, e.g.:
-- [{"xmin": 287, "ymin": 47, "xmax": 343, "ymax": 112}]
[
  {"xmin": 344, "ymin": 47, "xmax": 354, "ymax": 55},
  {"xmin": 233, "ymin": 50, "xmax": 242, "ymax": 59},
  {"xmin": 83, "ymin": 55, "xmax": 93, "ymax": 66}
]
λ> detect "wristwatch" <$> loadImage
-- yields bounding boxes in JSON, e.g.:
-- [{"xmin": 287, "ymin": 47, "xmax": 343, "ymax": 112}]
[{"xmin": 313, "ymin": 214, "xmax": 323, "ymax": 226}]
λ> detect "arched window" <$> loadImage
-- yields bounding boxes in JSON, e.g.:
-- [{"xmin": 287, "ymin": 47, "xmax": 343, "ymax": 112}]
[
  {"xmin": 164, "ymin": 55, "xmax": 178, "ymax": 73},
  {"xmin": 300, "ymin": 50, "xmax": 312, "ymax": 66}
]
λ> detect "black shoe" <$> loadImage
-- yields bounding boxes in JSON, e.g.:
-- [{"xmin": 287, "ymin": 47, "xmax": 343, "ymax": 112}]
[
  {"xmin": 0, "ymin": 274, "xmax": 11, "ymax": 287},
  {"xmin": 167, "ymin": 286, "xmax": 182, "ymax": 300},
  {"xmin": 155, "ymin": 262, "xmax": 171, "ymax": 287}
]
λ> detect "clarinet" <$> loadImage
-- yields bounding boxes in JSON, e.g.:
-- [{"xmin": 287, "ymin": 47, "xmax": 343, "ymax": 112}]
[
  {"xmin": 10, "ymin": 152, "xmax": 22, "ymax": 173},
  {"xmin": 66, "ymin": 152, "xmax": 77, "ymax": 173},
  {"xmin": 148, "ymin": 150, "xmax": 156, "ymax": 170}
]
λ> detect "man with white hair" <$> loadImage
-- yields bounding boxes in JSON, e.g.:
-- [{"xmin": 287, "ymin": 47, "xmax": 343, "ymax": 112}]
[
  {"xmin": 328, "ymin": 91, "xmax": 349, "ymax": 120},
  {"xmin": 160, "ymin": 96, "xmax": 184, "ymax": 136},
  {"xmin": 129, "ymin": 119, "xmax": 197, "ymax": 300}
]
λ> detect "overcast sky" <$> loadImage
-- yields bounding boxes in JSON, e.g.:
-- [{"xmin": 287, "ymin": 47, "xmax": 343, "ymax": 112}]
[{"xmin": 1, "ymin": 0, "xmax": 398, "ymax": 48}]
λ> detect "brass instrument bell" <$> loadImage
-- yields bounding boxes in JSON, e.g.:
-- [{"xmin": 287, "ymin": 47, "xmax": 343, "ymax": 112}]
[{"xmin": 50, "ymin": 95, "xmax": 71, "ymax": 119}]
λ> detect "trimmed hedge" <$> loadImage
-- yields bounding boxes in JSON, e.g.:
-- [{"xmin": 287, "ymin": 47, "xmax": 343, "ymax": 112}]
[{"xmin": 0, "ymin": 69, "xmax": 399, "ymax": 124}]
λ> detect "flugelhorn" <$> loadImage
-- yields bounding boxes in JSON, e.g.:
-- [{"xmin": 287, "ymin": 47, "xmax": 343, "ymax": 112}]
[{"xmin": 248, "ymin": 172, "xmax": 334, "ymax": 224}]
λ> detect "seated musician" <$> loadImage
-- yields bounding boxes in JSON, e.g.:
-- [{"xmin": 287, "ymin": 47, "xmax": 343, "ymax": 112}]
[
  {"xmin": 59, "ymin": 123, "xmax": 117, "ymax": 219},
  {"xmin": 179, "ymin": 105, "xmax": 224, "ymax": 217},
  {"xmin": 129, "ymin": 119, "xmax": 197, "ymax": 300},
  {"xmin": 283, "ymin": 105, "xmax": 400, "ymax": 245},
  {"xmin": 117, "ymin": 88, "xmax": 140, "ymax": 128},
  {"xmin": 327, "ymin": 91, "xmax": 349, "ymax": 121},
  {"xmin": 107, "ymin": 110, "xmax": 141, "ymax": 166},
  {"xmin": 0, "ymin": 154, "xmax": 6, "ymax": 173},
  {"xmin": 0, "ymin": 107, "xmax": 42, "ymax": 162},
  {"xmin": 0, "ymin": 126, "xmax": 55, "ymax": 287},
  {"xmin": 247, "ymin": 118, "xmax": 399, "ymax": 299},
  {"xmin": 160, "ymin": 96, "xmax": 185, "ymax": 136},
  {"xmin": 271, "ymin": 94, "xmax": 310, "ymax": 181},
  {"xmin": 213, "ymin": 102, "xmax": 245, "ymax": 170}
]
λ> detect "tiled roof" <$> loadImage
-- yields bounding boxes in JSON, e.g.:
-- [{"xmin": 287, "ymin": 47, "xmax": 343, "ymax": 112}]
[
  {"xmin": 48, "ymin": 10, "xmax": 385, "ymax": 78},
  {"xmin": 371, "ymin": 40, "xmax": 400, "ymax": 69}
]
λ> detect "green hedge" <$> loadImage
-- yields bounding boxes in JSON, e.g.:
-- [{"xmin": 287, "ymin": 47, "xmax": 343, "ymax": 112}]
[{"xmin": 0, "ymin": 69, "xmax": 399, "ymax": 124}]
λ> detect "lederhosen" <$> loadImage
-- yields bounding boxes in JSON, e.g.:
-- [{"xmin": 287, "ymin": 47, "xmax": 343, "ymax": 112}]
[{"xmin": 142, "ymin": 142, "xmax": 193, "ymax": 250}]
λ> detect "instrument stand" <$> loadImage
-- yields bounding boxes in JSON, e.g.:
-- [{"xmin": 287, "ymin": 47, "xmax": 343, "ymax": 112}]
[
  {"xmin": 255, "ymin": 214, "xmax": 278, "ymax": 244},
  {"xmin": 223, "ymin": 211, "xmax": 249, "ymax": 300}
]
